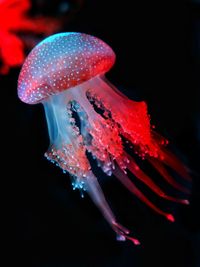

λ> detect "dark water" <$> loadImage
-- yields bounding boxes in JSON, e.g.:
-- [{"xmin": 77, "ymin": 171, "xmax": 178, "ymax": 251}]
[{"xmin": 3, "ymin": 1, "xmax": 199, "ymax": 266}]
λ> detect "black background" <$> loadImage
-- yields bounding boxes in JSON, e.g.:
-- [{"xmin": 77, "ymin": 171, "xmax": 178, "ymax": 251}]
[{"xmin": 3, "ymin": 0, "xmax": 200, "ymax": 266}]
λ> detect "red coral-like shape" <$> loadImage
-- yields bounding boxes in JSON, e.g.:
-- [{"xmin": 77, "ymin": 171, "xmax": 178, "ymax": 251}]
[{"xmin": 0, "ymin": 0, "xmax": 60, "ymax": 74}]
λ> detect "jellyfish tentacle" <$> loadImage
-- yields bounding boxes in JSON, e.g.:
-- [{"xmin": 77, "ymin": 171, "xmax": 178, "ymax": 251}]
[
  {"xmin": 124, "ymin": 154, "xmax": 189, "ymax": 204},
  {"xmin": 77, "ymin": 100, "xmax": 116, "ymax": 176},
  {"xmin": 67, "ymin": 79, "xmax": 190, "ymax": 210},
  {"xmin": 148, "ymin": 157, "xmax": 190, "ymax": 194},
  {"xmin": 44, "ymin": 87, "xmax": 140, "ymax": 244},
  {"xmin": 70, "ymin": 84, "xmax": 123, "ymax": 163},
  {"xmin": 113, "ymin": 166, "xmax": 175, "ymax": 222},
  {"xmin": 44, "ymin": 94, "xmax": 91, "ymax": 177},
  {"xmin": 151, "ymin": 131, "xmax": 191, "ymax": 182},
  {"xmin": 87, "ymin": 77, "xmax": 159, "ymax": 157},
  {"xmin": 85, "ymin": 171, "xmax": 140, "ymax": 245},
  {"xmin": 80, "ymin": 78, "xmax": 190, "ymax": 204},
  {"xmin": 159, "ymin": 147, "xmax": 192, "ymax": 182}
]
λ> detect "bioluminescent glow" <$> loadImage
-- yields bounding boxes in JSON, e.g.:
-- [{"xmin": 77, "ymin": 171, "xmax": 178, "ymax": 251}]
[
  {"xmin": 17, "ymin": 32, "xmax": 191, "ymax": 245},
  {"xmin": 0, "ymin": 0, "xmax": 61, "ymax": 74}
]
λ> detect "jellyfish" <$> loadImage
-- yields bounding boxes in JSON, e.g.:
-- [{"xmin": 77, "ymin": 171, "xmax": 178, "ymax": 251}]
[{"xmin": 17, "ymin": 32, "xmax": 191, "ymax": 245}]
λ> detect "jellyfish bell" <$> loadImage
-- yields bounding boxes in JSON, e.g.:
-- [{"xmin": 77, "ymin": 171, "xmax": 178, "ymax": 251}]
[{"xmin": 17, "ymin": 32, "xmax": 191, "ymax": 245}]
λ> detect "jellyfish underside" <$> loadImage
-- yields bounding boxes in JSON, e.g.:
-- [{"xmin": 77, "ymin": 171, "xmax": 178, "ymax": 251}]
[{"xmin": 43, "ymin": 75, "xmax": 190, "ymax": 245}]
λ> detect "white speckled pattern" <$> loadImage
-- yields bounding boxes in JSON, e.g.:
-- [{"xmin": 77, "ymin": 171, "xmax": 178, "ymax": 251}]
[{"xmin": 17, "ymin": 32, "xmax": 115, "ymax": 104}]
